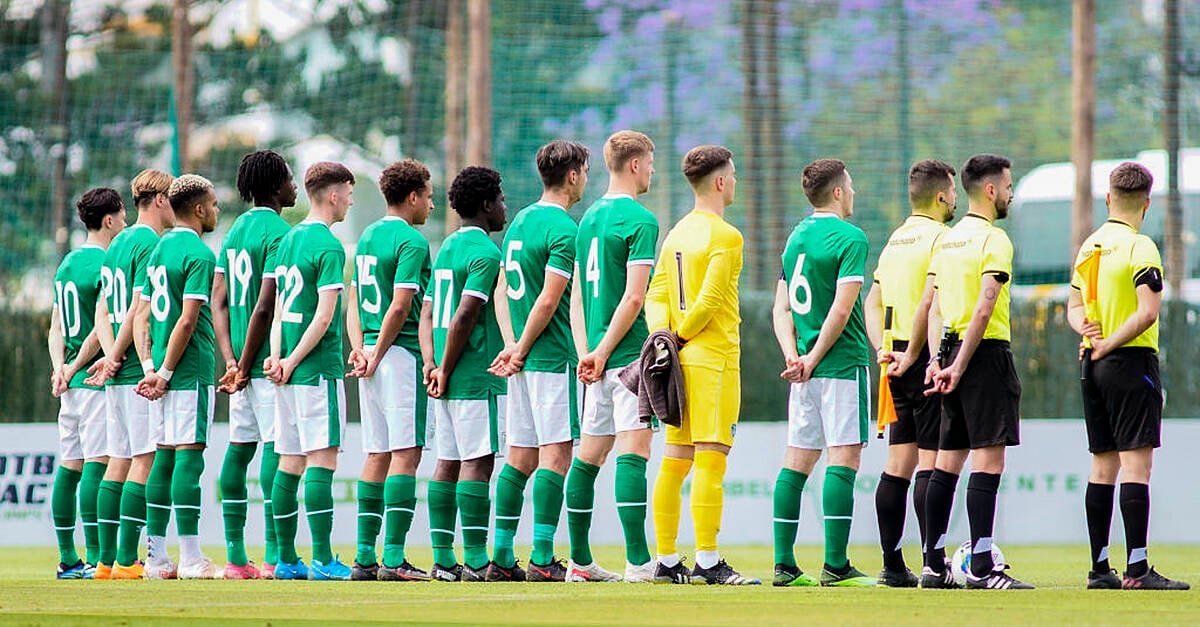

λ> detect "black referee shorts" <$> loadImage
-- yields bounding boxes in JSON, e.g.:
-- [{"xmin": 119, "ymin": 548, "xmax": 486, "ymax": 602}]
[
  {"xmin": 939, "ymin": 339, "xmax": 1021, "ymax": 450},
  {"xmin": 886, "ymin": 341, "xmax": 941, "ymax": 450},
  {"xmin": 1081, "ymin": 347, "xmax": 1162, "ymax": 453}
]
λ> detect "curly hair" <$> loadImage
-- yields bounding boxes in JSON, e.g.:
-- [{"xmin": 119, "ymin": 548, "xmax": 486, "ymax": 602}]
[
  {"xmin": 76, "ymin": 187, "xmax": 123, "ymax": 230},
  {"xmin": 237, "ymin": 149, "xmax": 291, "ymax": 204},
  {"xmin": 378, "ymin": 159, "xmax": 431, "ymax": 206},
  {"xmin": 447, "ymin": 166, "xmax": 502, "ymax": 219}
]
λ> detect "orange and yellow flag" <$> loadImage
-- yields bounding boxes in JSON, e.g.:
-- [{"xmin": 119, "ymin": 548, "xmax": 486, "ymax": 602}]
[
  {"xmin": 876, "ymin": 306, "xmax": 898, "ymax": 437},
  {"xmin": 1075, "ymin": 244, "xmax": 1102, "ymax": 347}
]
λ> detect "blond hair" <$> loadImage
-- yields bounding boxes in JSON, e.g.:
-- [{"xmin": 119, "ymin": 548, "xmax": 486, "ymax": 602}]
[
  {"xmin": 130, "ymin": 169, "xmax": 174, "ymax": 207},
  {"xmin": 603, "ymin": 130, "xmax": 654, "ymax": 173},
  {"xmin": 167, "ymin": 174, "xmax": 214, "ymax": 214}
]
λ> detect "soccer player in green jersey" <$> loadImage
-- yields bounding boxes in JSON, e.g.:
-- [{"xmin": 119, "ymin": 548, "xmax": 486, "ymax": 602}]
[
  {"xmin": 134, "ymin": 173, "xmax": 223, "ymax": 579},
  {"xmin": 265, "ymin": 162, "xmax": 356, "ymax": 581},
  {"xmin": 771, "ymin": 159, "xmax": 876, "ymax": 587},
  {"xmin": 212, "ymin": 149, "xmax": 297, "ymax": 580},
  {"xmin": 344, "ymin": 159, "xmax": 435, "ymax": 582},
  {"xmin": 50, "ymin": 188, "xmax": 126, "ymax": 579},
  {"xmin": 486, "ymin": 140, "xmax": 589, "ymax": 582},
  {"xmin": 567, "ymin": 130, "xmax": 659, "ymax": 583},
  {"xmin": 419, "ymin": 166, "xmax": 507, "ymax": 582},
  {"xmin": 84, "ymin": 169, "xmax": 175, "ymax": 580}
]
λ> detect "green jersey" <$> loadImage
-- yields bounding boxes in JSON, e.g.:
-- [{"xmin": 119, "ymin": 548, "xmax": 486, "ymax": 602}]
[
  {"xmin": 142, "ymin": 227, "xmax": 216, "ymax": 390},
  {"xmin": 502, "ymin": 202, "xmax": 577, "ymax": 372},
  {"xmin": 274, "ymin": 221, "xmax": 346, "ymax": 385},
  {"xmin": 101, "ymin": 223, "xmax": 160, "ymax": 385},
  {"xmin": 575, "ymin": 195, "xmax": 659, "ymax": 370},
  {"xmin": 54, "ymin": 244, "xmax": 106, "ymax": 390},
  {"xmin": 352, "ymin": 216, "xmax": 431, "ymax": 355},
  {"xmin": 781, "ymin": 212, "xmax": 870, "ymax": 380},
  {"xmin": 426, "ymin": 226, "xmax": 503, "ymax": 400},
  {"xmin": 216, "ymin": 207, "xmax": 291, "ymax": 378}
]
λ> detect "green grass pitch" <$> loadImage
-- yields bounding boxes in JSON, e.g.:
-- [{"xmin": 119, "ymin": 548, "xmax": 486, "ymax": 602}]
[{"xmin": 1, "ymin": 545, "xmax": 1198, "ymax": 625}]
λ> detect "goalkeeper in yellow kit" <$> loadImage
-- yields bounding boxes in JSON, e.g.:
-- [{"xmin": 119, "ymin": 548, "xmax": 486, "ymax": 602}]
[{"xmin": 646, "ymin": 145, "xmax": 758, "ymax": 585}]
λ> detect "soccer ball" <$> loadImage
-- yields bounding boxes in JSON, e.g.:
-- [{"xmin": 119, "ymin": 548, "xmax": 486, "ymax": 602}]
[{"xmin": 950, "ymin": 540, "xmax": 1007, "ymax": 585}]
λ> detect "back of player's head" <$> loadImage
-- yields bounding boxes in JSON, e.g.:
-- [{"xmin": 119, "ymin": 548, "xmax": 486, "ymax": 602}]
[
  {"xmin": 130, "ymin": 169, "xmax": 174, "ymax": 208},
  {"xmin": 167, "ymin": 174, "xmax": 214, "ymax": 215},
  {"xmin": 603, "ymin": 130, "xmax": 654, "ymax": 173},
  {"xmin": 304, "ymin": 161, "xmax": 356, "ymax": 199},
  {"xmin": 960, "ymin": 154, "xmax": 1011, "ymax": 195},
  {"xmin": 801, "ymin": 158, "xmax": 847, "ymax": 207},
  {"xmin": 536, "ymin": 140, "xmax": 590, "ymax": 188},
  {"xmin": 379, "ymin": 159, "xmax": 431, "ymax": 206},
  {"xmin": 76, "ymin": 187, "xmax": 123, "ymax": 231},
  {"xmin": 237, "ymin": 149, "xmax": 291, "ymax": 204},
  {"xmin": 448, "ymin": 166, "xmax": 502, "ymax": 219},
  {"xmin": 908, "ymin": 159, "xmax": 957, "ymax": 208},
  {"xmin": 682, "ymin": 145, "xmax": 733, "ymax": 187},
  {"xmin": 1109, "ymin": 161, "xmax": 1153, "ymax": 210}
]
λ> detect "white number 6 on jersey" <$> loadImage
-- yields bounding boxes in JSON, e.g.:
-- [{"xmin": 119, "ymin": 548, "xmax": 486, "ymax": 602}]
[{"xmin": 788, "ymin": 253, "xmax": 812, "ymax": 315}]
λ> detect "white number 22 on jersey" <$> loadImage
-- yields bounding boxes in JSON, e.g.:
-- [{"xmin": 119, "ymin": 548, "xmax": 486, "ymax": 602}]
[
  {"xmin": 278, "ymin": 265, "xmax": 304, "ymax": 324},
  {"xmin": 788, "ymin": 253, "xmax": 812, "ymax": 315}
]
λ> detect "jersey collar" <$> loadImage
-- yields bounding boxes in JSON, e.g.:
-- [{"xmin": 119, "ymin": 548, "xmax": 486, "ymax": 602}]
[
  {"xmin": 535, "ymin": 201, "xmax": 566, "ymax": 210},
  {"xmin": 964, "ymin": 212, "xmax": 992, "ymax": 223},
  {"xmin": 602, "ymin": 193, "xmax": 633, "ymax": 200},
  {"xmin": 809, "ymin": 210, "xmax": 840, "ymax": 219},
  {"xmin": 1106, "ymin": 217, "xmax": 1136, "ymax": 231},
  {"xmin": 458, "ymin": 225, "xmax": 486, "ymax": 235},
  {"xmin": 80, "ymin": 243, "xmax": 104, "ymax": 250},
  {"xmin": 908, "ymin": 213, "xmax": 939, "ymax": 223},
  {"xmin": 170, "ymin": 226, "xmax": 200, "ymax": 236}
]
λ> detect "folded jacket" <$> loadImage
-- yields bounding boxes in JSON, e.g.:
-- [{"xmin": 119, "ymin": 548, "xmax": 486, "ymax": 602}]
[{"xmin": 617, "ymin": 328, "xmax": 685, "ymax": 428}]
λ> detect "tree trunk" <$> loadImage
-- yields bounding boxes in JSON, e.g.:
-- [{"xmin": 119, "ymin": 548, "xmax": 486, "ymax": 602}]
[
  {"xmin": 466, "ymin": 0, "xmax": 491, "ymax": 167},
  {"xmin": 764, "ymin": 2, "xmax": 785, "ymax": 278},
  {"xmin": 1070, "ymin": 0, "xmax": 1096, "ymax": 257},
  {"xmin": 41, "ymin": 0, "xmax": 69, "ymax": 261},
  {"xmin": 444, "ymin": 0, "xmax": 465, "ymax": 234},
  {"xmin": 171, "ymin": 0, "xmax": 194, "ymax": 174},
  {"xmin": 1163, "ymin": 0, "xmax": 1183, "ymax": 295}
]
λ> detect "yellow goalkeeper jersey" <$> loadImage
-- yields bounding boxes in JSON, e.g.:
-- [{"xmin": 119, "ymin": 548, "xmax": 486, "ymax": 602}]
[{"xmin": 646, "ymin": 209, "xmax": 744, "ymax": 368}]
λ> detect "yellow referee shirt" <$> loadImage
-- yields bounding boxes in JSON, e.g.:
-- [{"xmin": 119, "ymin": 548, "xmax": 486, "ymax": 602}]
[
  {"xmin": 873, "ymin": 215, "xmax": 948, "ymax": 342},
  {"xmin": 930, "ymin": 213, "xmax": 1013, "ymax": 341},
  {"xmin": 646, "ymin": 209, "xmax": 744, "ymax": 367},
  {"xmin": 1070, "ymin": 219, "xmax": 1162, "ymax": 351}
]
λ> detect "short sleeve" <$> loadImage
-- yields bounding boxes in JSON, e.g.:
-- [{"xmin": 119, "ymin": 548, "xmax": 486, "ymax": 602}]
[
  {"xmin": 215, "ymin": 244, "xmax": 228, "ymax": 274},
  {"xmin": 394, "ymin": 238, "xmax": 429, "ymax": 291},
  {"xmin": 462, "ymin": 249, "xmax": 501, "ymax": 302},
  {"xmin": 626, "ymin": 218, "xmax": 659, "ymax": 265},
  {"xmin": 183, "ymin": 253, "xmax": 215, "ymax": 302},
  {"xmin": 316, "ymin": 247, "xmax": 345, "ymax": 292},
  {"xmin": 981, "ymin": 231, "xmax": 1014, "ymax": 278},
  {"xmin": 263, "ymin": 232, "xmax": 284, "ymax": 280},
  {"xmin": 837, "ymin": 231, "xmax": 868, "ymax": 284},
  {"xmin": 132, "ymin": 239, "xmax": 154, "ymax": 293},
  {"xmin": 545, "ymin": 222, "xmax": 576, "ymax": 278},
  {"xmin": 1130, "ymin": 236, "xmax": 1163, "ymax": 275}
]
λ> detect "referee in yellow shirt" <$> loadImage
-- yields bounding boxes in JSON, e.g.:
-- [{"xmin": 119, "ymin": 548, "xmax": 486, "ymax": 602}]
[
  {"xmin": 921, "ymin": 154, "xmax": 1032, "ymax": 590},
  {"xmin": 864, "ymin": 159, "xmax": 955, "ymax": 587},
  {"xmin": 1066, "ymin": 162, "xmax": 1188, "ymax": 591},
  {"xmin": 645, "ymin": 145, "xmax": 757, "ymax": 585}
]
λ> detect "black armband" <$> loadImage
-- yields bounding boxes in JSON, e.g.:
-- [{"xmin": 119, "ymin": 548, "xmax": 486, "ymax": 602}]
[
  {"xmin": 984, "ymin": 271, "xmax": 1010, "ymax": 284},
  {"xmin": 1134, "ymin": 267, "xmax": 1163, "ymax": 293}
]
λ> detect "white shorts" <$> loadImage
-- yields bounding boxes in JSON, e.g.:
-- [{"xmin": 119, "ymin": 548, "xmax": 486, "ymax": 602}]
[
  {"xmin": 58, "ymin": 388, "xmax": 108, "ymax": 461},
  {"xmin": 229, "ymin": 378, "xmax": 276, "ymax": 444},
  {"xmin": 360, "ymin": 345, "xmax": 429, "ymax": 453},
  {"xmin": 274, "ymin": 378, "xmax": 347, "ymax": 455},
  {"xmin": 160, "ymin": 383, "xmax": 216, "ymax": 446},
  {"xmin": 105, "ymin": 384, "xmax": 163, "ymax": 458},
  {"xmin": 581, "ymin": 369, "xmax": 655, "ymax": 437},
  {"xmin": 787, "ymin": 370, "xmax": 871, "ymax": 450},
  {"xmin": 434, "ymin": 394, "xmax": 501, "ymax": 461},
  {"xmin": 506, "ymin": 369, "xmax": 580, "ymax": 448}
]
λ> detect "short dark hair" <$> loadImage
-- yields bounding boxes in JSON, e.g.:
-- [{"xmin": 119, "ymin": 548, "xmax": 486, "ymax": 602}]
[
  {"xmin": 536, "ymin": 140, "xmax": 590, "ymax": 188},
  {"xmin": 1109, "ymin": 161, "xmax": 1153, "ymax": 196},
  {"xmin": 961, "ymin": 154, "xmax": 1012, "ymax": 195},
  {"xmin": 448, "ymin": 166, "xmax": 502, "ymax": 219},
  {"xmin": 379, "ymin": 159, "xmax": 431, "ymax": 206},
  {"xmin": 76, "ymin": 187, "xmax": 123, "ymax": 230},
  {"xmin": 801, "ymin": 159, "xmax": 847, "ymax": 207},
  {"xmin": 167, "ymin": 174, "xmax": 214, "ymax": 215},
  {"xmin": 304, "ymin": 161, "xmax": 356, "ymax": 198},
  {"xmin": 237, "ymin": 149, "xmax": 291, "ymax": 205},
  {"xmin": 908, "ymin": 159, "xmax": 957, "ymax": 208},
  {"xmin": 682, "ymin": 145, "xmax": 733, "ymax": 186}
]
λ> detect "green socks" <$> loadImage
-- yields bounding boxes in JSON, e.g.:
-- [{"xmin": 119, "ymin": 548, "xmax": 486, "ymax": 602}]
[
  {"xmin": 172, "ymin": 449, "xmax": 205, "ymax": 537},
  {"xmin": 114, "ymin": 481, "xmax": 146, "ymax": 566},
  {"xmin": 79, "ymin": 461, "xmax": 105, "ymax": 564},
  {"xmin": 427, "ymin": 480, "xmax": 459, "ymax": 568},
  {"xmin": 566, "ymin": 458, "xmax": 599, "ymax": 565},
  {"xmin": 305, "ymin": 467, "xmax": 336, "ymax": 564},
  {"xmin": 823, "ymin": 465, "xmax": 857, "ymax": 570},
  {"xmin": 492, "ymin": 464, "xmax": 529, "ymax": 568},
  {"xmin": 219, "ymin": 443, "xmax": 256, "ymax": 566},
  {"xmin": 271, "ymin": 470, "xmax": 302, "ymax": 564},
  {"xmin": 96, "ymin": 479, "xmax": 123, "ymax": 566},
  {"xmin": 773, "ymin": 467, "xmax": 808, "ymax": 568},
  {"xmin": 260, "ymin": 443, "xmax": 280, "ymax": 565},
  {"xmin": 615, "ymin": 454, "xmax": 651, "ymax": 566},
  {"xmin": 51, "ymin": 466, "xmax": 82, "ymax": 565},
  {"xmin": 382, "ymin": 474, "xmax": 417, "ymax": 568},
  {"xmin": 146, "ymin": 448, "xmax": 176, "ymax": 537},
  {"xmin": 531, "ymin": 469, "xmax": 565, "ymax": 566},
  {"xmin": 457, "ymin": 480, "xmax": 490, "ymax": 570},
  {"xmin": 355, "ymin": 480, "xmax": 384, "ymax": 566}
]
